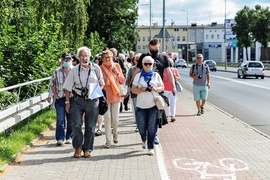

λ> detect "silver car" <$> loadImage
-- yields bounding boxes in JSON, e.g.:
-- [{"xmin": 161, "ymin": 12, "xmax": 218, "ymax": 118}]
[
  {"xmin": 237, "ymin": 61, "xmax": 265, "ymax": 79},
  {"xmin": 174, "ymin": 59, "xmax": 187, "ymax": 68}
]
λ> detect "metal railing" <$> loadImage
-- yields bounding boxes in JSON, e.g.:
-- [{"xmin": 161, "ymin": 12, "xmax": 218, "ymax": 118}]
[{"xmin": 0, "ymin": 77, "xmax": 51, "ymax": 135}]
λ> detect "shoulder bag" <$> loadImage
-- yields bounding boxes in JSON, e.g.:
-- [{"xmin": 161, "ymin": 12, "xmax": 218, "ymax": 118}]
[
  {"xmin": 175, "ymin": 80, "xmax": 183, "ymax": 92},
  {"xmin": 151, "ymin": 91, "xmax": 167, "ymax": 110},
  {"xmin": 93, "ymin": 66, "xmax": 108, "ymax": 115}
]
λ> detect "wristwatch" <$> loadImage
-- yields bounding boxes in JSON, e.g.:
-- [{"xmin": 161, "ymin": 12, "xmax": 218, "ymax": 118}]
[{"xmin": 65, "ymin": 101, "xmax": 70, "ymax": 104}]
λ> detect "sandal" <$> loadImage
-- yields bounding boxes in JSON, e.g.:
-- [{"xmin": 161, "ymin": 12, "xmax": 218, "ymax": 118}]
[
  {"xmin": 197, "ymin": 111, "xmax": 201, "ymax": 116},
  {"xmin": 95, "ymin": 129, "xmax": 102, "ymax": 136},
  {"xmin": 201, "ymin": 106, "xmax": 204, "ymax": 114}
]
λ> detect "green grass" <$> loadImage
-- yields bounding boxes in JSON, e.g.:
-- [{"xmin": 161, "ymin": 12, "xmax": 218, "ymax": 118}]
[{"xmin": 0, "ymin": 108, "xmax": 56, "ymax": 167}]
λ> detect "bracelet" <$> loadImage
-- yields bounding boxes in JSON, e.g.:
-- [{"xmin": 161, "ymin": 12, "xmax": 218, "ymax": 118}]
[{"xmin": 65, "ymin": 101, "xmax": 70, "ymax": 104}]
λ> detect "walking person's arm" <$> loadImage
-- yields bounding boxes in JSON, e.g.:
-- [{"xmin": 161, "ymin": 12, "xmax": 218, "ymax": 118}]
[{"xmin": 206, "ymin": 72, "xmax": 210, "ymax": 88}]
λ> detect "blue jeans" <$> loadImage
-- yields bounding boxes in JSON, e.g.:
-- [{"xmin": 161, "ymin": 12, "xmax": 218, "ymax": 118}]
[
  {"xmin": 137, "ymin": 106, "xmax": 158, "ymax": 149},
  {"xmin": 70, "ymin": 96, "xmax": 99, "ymax": 152},
  {"xmin": 55, "ymin": 98, "xmax": 73, "ymax": 141}
]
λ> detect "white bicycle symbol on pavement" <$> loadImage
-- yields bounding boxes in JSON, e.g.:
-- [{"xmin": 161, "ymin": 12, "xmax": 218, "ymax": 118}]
[{"xmin": 173, "ymin": 158, "xmax": 249, "ymax": 180}]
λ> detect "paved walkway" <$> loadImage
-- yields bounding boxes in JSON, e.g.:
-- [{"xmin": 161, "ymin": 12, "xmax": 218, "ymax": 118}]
[{"xmin": 1, "ymin": 88, "xmax": 270, "ymax": 179}]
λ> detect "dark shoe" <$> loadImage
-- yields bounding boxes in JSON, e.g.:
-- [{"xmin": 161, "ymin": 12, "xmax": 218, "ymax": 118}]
[
  {"xmin": 104, "ymin": 142, "xmax": 111, "ymax": 149},
  {"xmin": 113, "ymin": 134, "xmax": 118, "ymax": 144},
  {"xmin": 197, "ymin": 111, "xmax": 201, "ymax": 116},
  {"xmin": 95, "ymin": 129, "xmax": 102, "ymax": 136},
  {"xmin": 83, "ymin": 151, "xmax": 91, "ymax": 158},
  {"xmin": 171, "ymin": 117, "xmax": 176, "ymax": 122},
  {"xmin": 201, "ymin": 106, "xmax": 204, "ymax": 114},
  {"xmin": 74, "ymin": 148, "xmax": 82, "ymax": 158}
]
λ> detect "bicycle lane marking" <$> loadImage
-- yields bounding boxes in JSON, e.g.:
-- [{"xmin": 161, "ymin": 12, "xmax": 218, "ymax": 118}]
[
  {"xmin": 156, "ymin": 90, "xmax": 253, "ymax": 180},
  {"xmin": 173, "ymin": 158, "xmax": 249, "ymax": 180}
]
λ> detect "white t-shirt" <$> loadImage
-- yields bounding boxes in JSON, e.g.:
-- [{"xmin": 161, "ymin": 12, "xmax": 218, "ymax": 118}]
[{"xmin": 133, "ymin": 72, "xmax": 164, "ymax": 109}]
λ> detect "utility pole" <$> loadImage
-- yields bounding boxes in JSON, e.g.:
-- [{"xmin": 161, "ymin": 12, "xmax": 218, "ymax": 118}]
[
  {"xmin": 150, "ymin": 0, "xmax": 152, "ymax": 40},
  {"xmin": 224, "ymin": 0, "xmax": 227, "ymax": 70},
  {"xmin": 181, "ymin": 10, "xmax": 188, "ymax": 66},
  {"xmin": 162, "ymin": 0, "xmax": 165, "ymax": 51},
  {"xmin": 136, "ymin": 4, "xmax": 149, "ymax": 53}
]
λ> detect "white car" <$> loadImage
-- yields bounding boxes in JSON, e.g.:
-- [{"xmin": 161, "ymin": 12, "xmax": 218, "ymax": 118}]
[
  {"xmin": 174, "ymin": 59, "xmax": 187, "ymax": 68},
  {"xmin": 237, "ymin": 61, "xmax": 265, "ymax": 79}
]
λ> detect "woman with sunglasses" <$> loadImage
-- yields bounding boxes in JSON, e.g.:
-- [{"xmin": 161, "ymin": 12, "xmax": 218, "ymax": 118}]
[{"xmin": 131, "ymin": 56, "xmax": 164, "ymax": 156}]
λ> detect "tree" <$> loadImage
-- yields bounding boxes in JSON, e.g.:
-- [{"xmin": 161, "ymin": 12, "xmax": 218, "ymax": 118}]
[
  {"xmin": 33, "ymin": 0, "xmax": 89, "ymax": 50},
  {"xmin": 251, "ymin": 5, "xmax": 270, "ymax": 60},
  {"xmin": 232, "ymin": 6, "xmax": 254, "ymax": 61},
  {"xmin": 86, "ymin": 0, "xmax": 139, "ymax": 52}
]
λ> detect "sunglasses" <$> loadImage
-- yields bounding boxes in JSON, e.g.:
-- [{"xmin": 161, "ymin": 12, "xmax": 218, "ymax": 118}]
[{"xmin": 143, "ymin": 63, "xmax": 153, "ymax": 66}]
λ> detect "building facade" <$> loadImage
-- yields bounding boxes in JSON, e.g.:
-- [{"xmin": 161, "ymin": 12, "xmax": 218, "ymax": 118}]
[{"xmin": 137, "ymin": 21, "xmax": 263, "ymax": 63}]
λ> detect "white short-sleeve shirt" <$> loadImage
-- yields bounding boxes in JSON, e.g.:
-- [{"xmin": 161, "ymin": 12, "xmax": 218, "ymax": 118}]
[{"xmin": 133, "ymin": 72, "xmax": 164, "ymax": 109}]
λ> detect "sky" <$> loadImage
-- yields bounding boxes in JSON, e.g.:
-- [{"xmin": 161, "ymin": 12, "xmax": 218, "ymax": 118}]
[{"xmin": 137, "ymin": 0, "xmax": 270, "ymax": 26}]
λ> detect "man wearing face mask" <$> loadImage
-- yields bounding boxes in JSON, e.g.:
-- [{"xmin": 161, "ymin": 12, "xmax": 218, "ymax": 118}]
[
  {"xmin": 133, "ymin": 39, "xmax": 176, "ymax": 92},
  {"xmin": 132, "ymin": 39, "xmax": 176, "ymax": 145},
  {"xmin": 50, "ymin": 52, "xmax": 74, "ymax": 146}
]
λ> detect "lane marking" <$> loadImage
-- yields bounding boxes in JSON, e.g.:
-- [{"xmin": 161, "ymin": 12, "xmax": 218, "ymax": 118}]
[
  {"xmin": 156, "ymin": 143, "xmax": 171, "ymax": 180},
  {"xmin": 211, "ymin": 75, "xmax": 270, "ymax": 90}
]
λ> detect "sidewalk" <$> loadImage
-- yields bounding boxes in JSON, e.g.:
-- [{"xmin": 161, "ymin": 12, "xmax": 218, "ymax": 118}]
[{"xmin": 1, "ymin": 89, "xmax": 270, "ymax": 179}]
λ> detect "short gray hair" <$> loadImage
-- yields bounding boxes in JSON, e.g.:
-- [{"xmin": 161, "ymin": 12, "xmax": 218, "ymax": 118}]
[
  {"xmin": 77, "ymin": 46, "xmax": 91, "ymax": 57},
  {"xmin": 142, "ymin": 56, "xmax": 154, "ymax": 64}
]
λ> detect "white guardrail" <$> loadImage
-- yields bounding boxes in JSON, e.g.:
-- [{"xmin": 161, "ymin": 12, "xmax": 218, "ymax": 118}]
[{"xmin": 0, "ymin": 77, "xmax": 51, "ymax": 134}]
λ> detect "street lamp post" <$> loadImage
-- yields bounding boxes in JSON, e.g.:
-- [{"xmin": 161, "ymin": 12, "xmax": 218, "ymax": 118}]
[
  {"xmin": 181, "ymin": 10, "xmax": 189, "ymax": 66},
  {"xmin": 224, "ymin": 0, "xmax": 227, "ymax": 70},
  {"xmin": 136, "ymin": 4, "xmax": 149, "ymax": 53},
  {"xmin": 150, "ymin": 0, "xmax": 152, "ymax": 39}
]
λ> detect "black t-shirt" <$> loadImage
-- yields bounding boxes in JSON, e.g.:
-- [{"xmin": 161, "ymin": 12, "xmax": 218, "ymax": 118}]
[
  {"xmin": 114, "ymin": 57, "xmax": 126, "ymax": 75},
  {"xmin": 137, "ymin": 52, "xmax": 170, "ymax": 80}
]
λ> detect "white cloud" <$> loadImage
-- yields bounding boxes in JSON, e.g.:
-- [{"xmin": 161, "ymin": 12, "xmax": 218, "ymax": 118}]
[{"xmin": 138, "ymin": 0, "xmax": 270, "ymax": 26}]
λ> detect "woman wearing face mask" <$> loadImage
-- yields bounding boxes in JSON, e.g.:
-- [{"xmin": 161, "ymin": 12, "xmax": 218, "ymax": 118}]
[
  {"xmin": 50, "ymin": 52, "xmax": 74, "ymax": 146},
  {"xmin": 100, "ymin": 50, "xmax": 126, "ymax": 148},
  {"xmin": 64, "ymin": 47, "xmax": 105, "ymax": 158}
]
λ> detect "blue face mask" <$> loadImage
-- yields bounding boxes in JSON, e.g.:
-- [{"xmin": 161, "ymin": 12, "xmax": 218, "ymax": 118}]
[{"xmin": 62, "ymin": 62, "xmax": 71, "ymax": 68}]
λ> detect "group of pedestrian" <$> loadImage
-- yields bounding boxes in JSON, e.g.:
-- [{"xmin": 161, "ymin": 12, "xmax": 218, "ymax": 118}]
[{"xmin": 48, "ymin": 38, "xmax": 211, "ymax": 158}]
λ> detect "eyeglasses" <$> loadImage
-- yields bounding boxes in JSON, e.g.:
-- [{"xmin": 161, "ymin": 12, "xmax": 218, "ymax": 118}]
[
  {"xmin": 103, "ymin": 56, "xmax": 112, "ymax": 61},
  {"xmin": 143, "ymin": 63, "xmax": 153, "ymax": 66}
]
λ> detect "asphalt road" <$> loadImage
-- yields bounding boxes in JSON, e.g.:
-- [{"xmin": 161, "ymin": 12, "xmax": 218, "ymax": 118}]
[{"xmin": 177, "ymin": 67, "xmax": 270, "ymax": 136}]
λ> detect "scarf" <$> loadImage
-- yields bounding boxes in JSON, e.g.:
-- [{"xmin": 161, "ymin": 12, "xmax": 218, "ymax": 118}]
[
  {"xmin": 141, "ymin": 69, "xmax": 153, "ymax": 87},
  {"xmin": 101, "ymin": 63, "xmax": 119, "ymax": 95}
]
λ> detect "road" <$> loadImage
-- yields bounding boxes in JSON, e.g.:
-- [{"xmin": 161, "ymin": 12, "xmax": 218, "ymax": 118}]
[{"xmin": 177, "ymin": 67, "xmax": 270, "ymax": 136}]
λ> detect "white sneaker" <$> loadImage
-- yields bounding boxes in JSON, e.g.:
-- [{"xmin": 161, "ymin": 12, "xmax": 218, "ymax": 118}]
[
  {"xmin": 148, "ymin": 149, "xmax": 155, "ymax": 156},
  {"xmin": 135, "ymin": 128, "xmax": 139, "ymax": 132},
  {"xmin": 65, "ymin": 139, "xmax": 72, "ymax": 144},
  {"xmin": 56, "ymin": 140, "xmax": 64, "ymax": 146},
  {"xmin": 142, "ymin": 141, "xmax": 146, "ymax": 149}
]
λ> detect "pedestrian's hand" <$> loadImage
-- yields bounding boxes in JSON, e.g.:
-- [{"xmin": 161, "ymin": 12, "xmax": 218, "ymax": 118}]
[
  {"xmin": 124, "ymin": 93, "xmax": 129, "ymax": 99},
  {"xmin": 172, "ymin": 87, "xmax": 177, "ymax": 96},
  {"xmin": 207, "ymin": 83, "xmax": 210, "ymax": 89},
  {"xmin": 65, "ymin": 104, "xmax": 71, "ymax": 113},
  {"xmin": 47, "ymin": 97, "xmax": 51, "ymax": 103}
]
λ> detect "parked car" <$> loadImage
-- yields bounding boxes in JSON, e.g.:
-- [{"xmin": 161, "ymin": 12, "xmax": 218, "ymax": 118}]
[
  {"xmin": 203, "ymin": 60, "xmax": 217, "ymax": 72},
  {"xmin": 174, "ymin": 59, "xmax": 187, "ymax": 68},
  {"xmin": 237, "ymin": 61, "xmax": 265, "ymax": 79}
]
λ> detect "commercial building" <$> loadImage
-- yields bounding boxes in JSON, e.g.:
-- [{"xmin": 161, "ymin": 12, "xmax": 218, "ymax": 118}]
[{"xmin": 137, "ymin": 21, "xmax": 264, "ymax": 63}]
